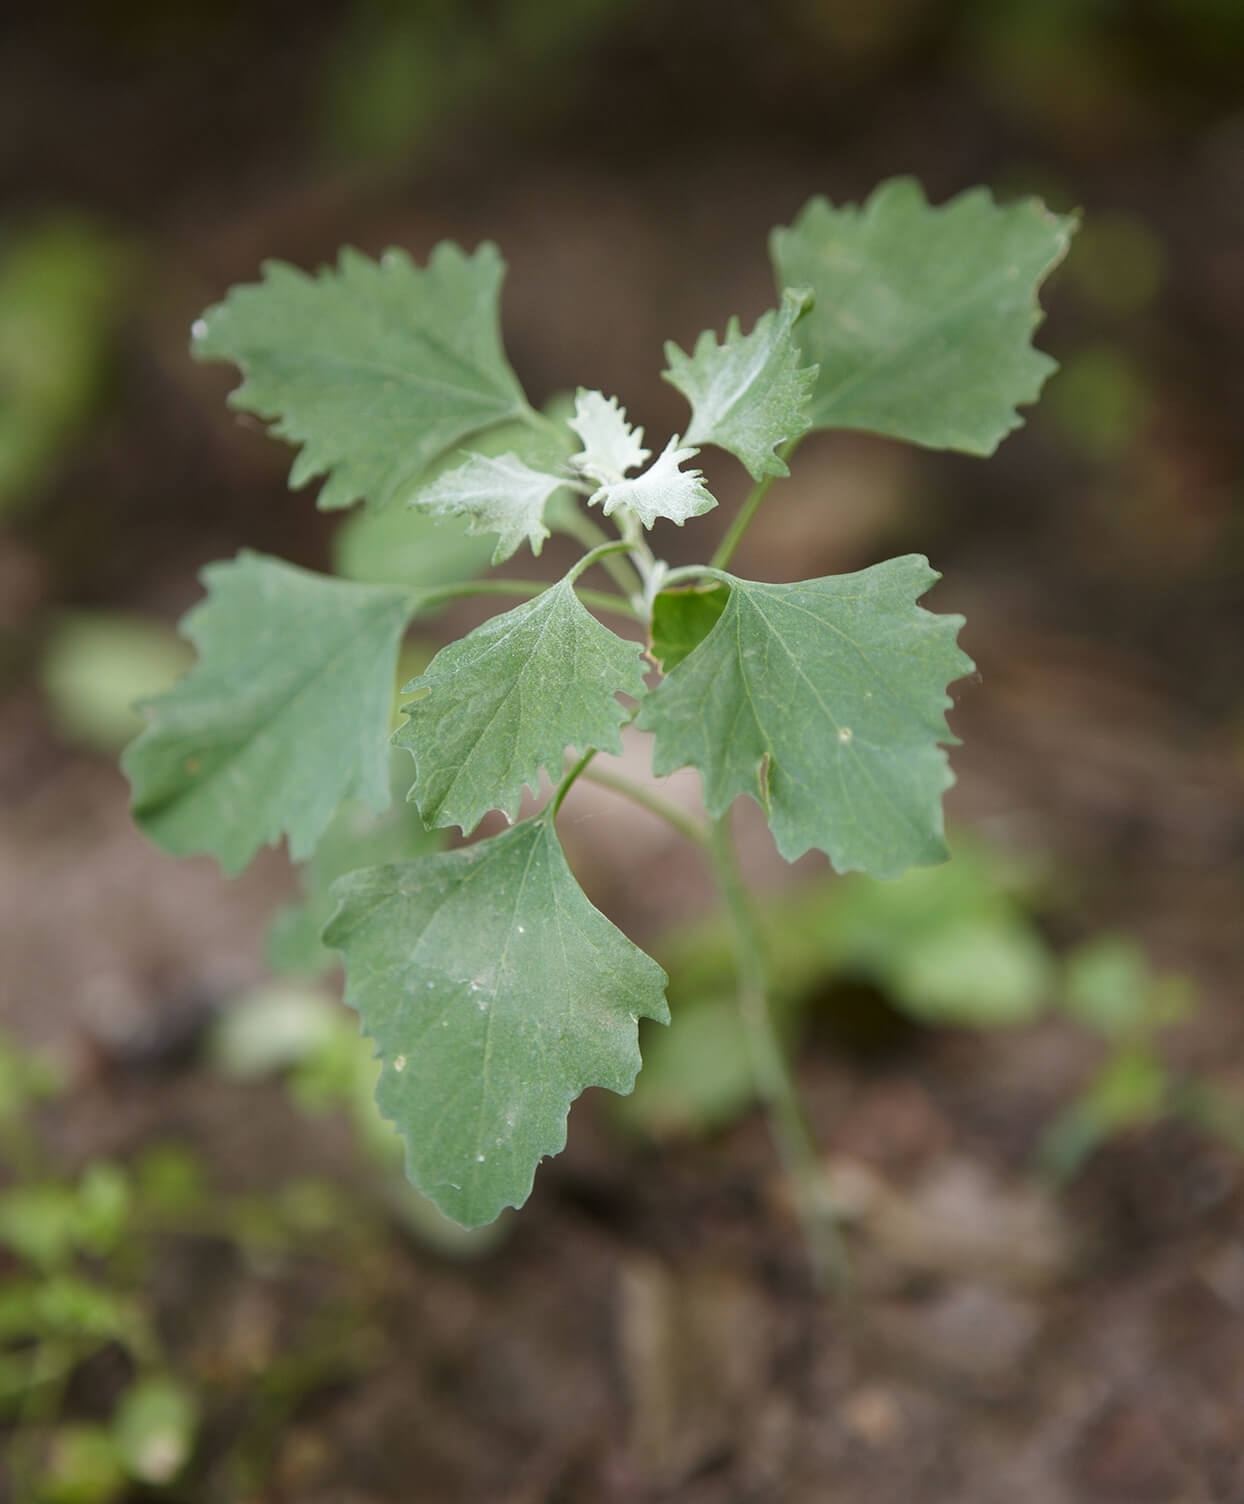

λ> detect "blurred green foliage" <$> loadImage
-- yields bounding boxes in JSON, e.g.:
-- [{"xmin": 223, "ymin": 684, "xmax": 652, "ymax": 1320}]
[
  {"xmin": 319, "ymin": 0, "xmax": 625, "ymax": 166},
  {"xmin": 618, "ymin": 840, "xmax": 1231, "ymax": 1180},
  {"xmin": 1046, "ymin": 344, "xmax": 1150, "ymax": 462},
  {"xmin": 623, "ymin": 839, "xmax": 1053, "ymax": 1137},
  {"xmin": 0, "ymin": 218, "xmax": 129, "ymax": 519},
  {"xmin": 0, "ymin": 1033, "xmax": 195, "ymax": 1500},
  {"xmin": 0, "ymin": 1025, "xmax": 403, "ymax": 1500},
  {"xmin": 40, "ymin": 613, "xmax": 192, "ymax": 753}
]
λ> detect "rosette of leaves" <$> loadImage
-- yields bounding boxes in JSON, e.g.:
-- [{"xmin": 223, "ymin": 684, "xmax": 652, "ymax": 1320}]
[{"xmin": 124, "ymin": 180, "xmax": 1073, "ymax": 1226}]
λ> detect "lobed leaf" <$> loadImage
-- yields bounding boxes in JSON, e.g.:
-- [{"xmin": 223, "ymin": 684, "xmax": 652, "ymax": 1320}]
[
  {"xmin": 395, "ymin": 576, "xmax": 647, "ymax": 833},
  {"xmin": 568, "ymin": 389, "xmax": 650, "ymax": 485},
  {"xmin": 193, "ymin": 241, "xmax": 530, "ymax": 510},
  {"xmin": 407, "ymin": 450, "xmax": 566, "ymax": 563},
  {"xmin": 589, "ymin": 436, "xmax": 715, "ymax": 529},
  {"xmin": 771, "ymin": 178, "xmax": 1075, "ymax": 455},
  {"xmin": 663, "ymin": 286, "xmax": 817, "ymax": 479},
  {"xmin": 123, "ymin": 552, "xmax": 414, "ymax": 875},
  {"xmin": 324, "ymin": 818, "xmax": 669, "ymax": 1226},
  {"xmin": 637, "ymin": 556, "xmax": 974, "ymax": 878}
]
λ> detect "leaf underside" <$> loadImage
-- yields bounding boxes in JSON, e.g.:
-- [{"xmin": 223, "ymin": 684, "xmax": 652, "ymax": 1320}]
[
  {"xmin": 123, "ymin": 551, "xmax": 414, "ymax": 875},
  {"xmin": 324, "ymin": 818, "xmax": 669, "ymax": 1226},
  {"xmin": 638, "ymin": 556, "xmax": 974, "ymax": 879},
  {"xmin": 771, "ymin": 177, "xmax": 1076, "ymax": 455},
  {"xmin": 648, "ymin": 583, "xmax": 730, "ymax": 672},
  {"xmin": 395, "ymin": 577, "xmax": 647, "ymax": 833},
  {"xmin": 193, "ymin": 242, "xmax": 529, "ymax": 510}
]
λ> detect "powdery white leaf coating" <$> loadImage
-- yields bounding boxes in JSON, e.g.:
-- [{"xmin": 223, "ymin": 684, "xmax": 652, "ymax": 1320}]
[
  {"xmin": 324, "ymin": 818, "xmax": 669, "ymax": 1227},
  {"xmin": 663, "ymin": 287, "xmax": 817, "ymax": 479},
  {"xmin": 408, "ymin": 450, "xmax": 567, "ymax": 563},
  {"xmin": 192, "ymin": 242, "xmax": 530, "ymax": 510},
  {"xmin": 394, "ymin": 577, "xmax": 647, "ymax": 833},
  {"xmin": 122, "ymin": 552, "xmax": 414, "ymax": 876},
  {"xmin": 568, "ymin": 389, "xmax": 650, "ymax": 485},
  {"xmin": 638, "ymin": 556, "xmax": 974, "ymax": 879},
  {"xmin": 771, "ymin": 178, "xmax": 1075, "ymax": 455},
  {"xmin": 589, "ymin": 436, "xmax": 716, "ymax": 529}
]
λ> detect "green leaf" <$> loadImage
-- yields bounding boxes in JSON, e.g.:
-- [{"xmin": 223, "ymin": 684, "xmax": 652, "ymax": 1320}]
[
  {"xmin": 648, "ymin": 582, "xmax": 729, "ymax": 671},
  {"xmin": 192, "ymin": 241, "xmax": 530, "ymax": 510},
  {"xmin": 332, "ymin": 410, "xmax": 577, "ymax": 592},
  {"xmin": 332, "ymin": 499, "xmax": 498, "ymax": 592},
  {"xmin": 663, "ymin": 287, "xmax": 817, "ymax": 479},
  {"xmin": 267, "ymin": 752, "xmax": 445, "ymax": 978},
  {"xmin": 771, "ymin": 178, "xmax": 1075, "ymax": 455},
  {"xmin": 408, "ymin": 450, "xmax": 565, "ymax": 563},
  {"xmin": 589, "ymin": 436, "xmax": 715, "ymax": 529},
  {"xmin": 394, "ymin": 576, "xmax": 646, "ymax": 833},
  {"xmin": 638, "ymin": 556, "xmax": 973, "ymax": 878},
  {"xmin": 123, "ymin": 552, "xmax": 414, "ymax": 875},
  {"xmin": 323, "ymin": 818, "xmax": 669, "ymax": 1226}
]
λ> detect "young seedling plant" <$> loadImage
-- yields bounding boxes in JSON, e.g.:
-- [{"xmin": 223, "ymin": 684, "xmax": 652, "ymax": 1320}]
[{"xmin": 123, "ymin": 179, "xmax": 1073, "ymax": 1263}]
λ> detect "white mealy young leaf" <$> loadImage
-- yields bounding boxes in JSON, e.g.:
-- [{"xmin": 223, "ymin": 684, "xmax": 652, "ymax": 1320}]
[
  {"xmin": 589, "ymin": 436, "xmax": 715, "ymax": 529},
  {"xmin": 663, "ymin": 287, "xmax": 817, "ymax": 479},
  {"xmin": 408, "ymin": 450, "xmax": 566, "ymax": 563},
  {"xmin": 568, "ymin": 389, "xmax": 650, "ymax": 485}
]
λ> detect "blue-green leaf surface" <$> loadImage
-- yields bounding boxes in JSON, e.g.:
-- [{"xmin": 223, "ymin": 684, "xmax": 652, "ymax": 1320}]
[
  {"xmin": 394, "ymin": 577, "xmax": 646, "ymax": 833},
  {"xmin": 663, "ymin": 287, "xmax": 817, "ymax": 479},
  {"xmin": 123, "ymin": 552, "xmax": 414, "ymax": 874},
  {"xmin": 324, "ymin": 818, "xmax": 669, "ymax": 1226},
  {"xmin": 192, "ymin": 242, "xmax": 530, "ymax": 510},
  {"xmin": 638, "ymin": 556, "xmax": 973, "ymax": 878},
  {"xmin": 771, "ymin": 179, "xmax": 1075, "ymax": 454}
]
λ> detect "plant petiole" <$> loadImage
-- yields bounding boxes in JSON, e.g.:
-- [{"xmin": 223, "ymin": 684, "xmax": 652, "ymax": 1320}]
[
  {"xmin": 708, "ymin": 814, "xmax": 849, "ymax": 1291},
  {"xmin": 709, "ymin": 435, "xmax": 803, "ymax": 571},
  {"xmin": 574, "ymin": 759, "xmax": 711, "ymax": 846},
  {"xmin": 410, "ymin": 577, "xmax": 638, "ymax": 620}
]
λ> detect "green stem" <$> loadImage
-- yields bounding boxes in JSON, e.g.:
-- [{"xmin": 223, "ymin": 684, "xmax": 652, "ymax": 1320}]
[
  {"xmin": 411, "ymin": 578, "xmax": 637, "ymax": 620},
  {"xmin": 555, "ymin": 506, "xmax": 646, "ymax": 602},
  {"xmin": 549, "ymin": 748, "xmax": 597, "ymax": 818},
  {"xmin": 709, "ymin": 436, "xmax": 803, "ymax": 572},
  {"xmin": 576, "ymin": 761, "xmax": 711, "ymax": 846},
  {"xmin": 707, "ymin": 815, "xmax": 847, "ymax": 1291}
]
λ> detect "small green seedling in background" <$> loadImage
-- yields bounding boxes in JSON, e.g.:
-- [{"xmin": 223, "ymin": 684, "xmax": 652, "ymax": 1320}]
[
  {"xmin": 0, "ymin": 217, "xmax": 130, "ymax": 520},
  {"xmin": 622, "ymin": 838, "xmax": 1056, "ymax": 1137},
  {"xmin": 621, "ymin": 845, "xmax": 1235, "ymax": 1179},
  {"xmin": 121, "ymin": 179, "xmax": 1075, "ymax": 1249},
  {"xmin": 1042, "ymin": 934, "xmax": 1195, "ymax": 1176},
  {"xmin": 0, "ymin": 1030, "xmax": 404, "ymax": 1500},
  {"xmin": 0, "ymin": 1033, "xmax": 197, "ymax": 1501}
]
